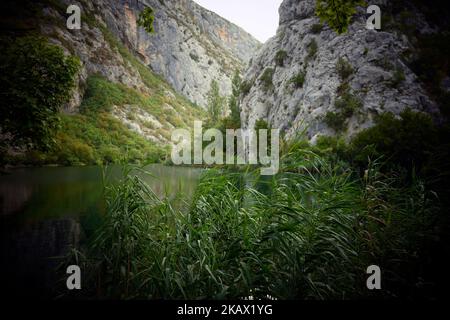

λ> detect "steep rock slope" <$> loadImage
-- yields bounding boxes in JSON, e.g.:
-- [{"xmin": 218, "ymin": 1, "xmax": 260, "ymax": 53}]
[
  {"xmin": 98, "ymin": 0, "xmax": 260, "ymax": 107},
  {"xmin": 240, "ymin": 0, "xmax": 441, "ymax": 141},
  {"xmin": 31, "ymin": 0, "xmax": 204, "ymax": 145}
]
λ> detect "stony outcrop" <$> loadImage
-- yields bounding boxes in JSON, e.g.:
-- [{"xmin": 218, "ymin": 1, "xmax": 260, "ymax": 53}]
[
  {"xmin": 23, "ymin": 0, "xmax": 260, "ymax": 145},
  {"xmin": 240, "ymin": 0, "xmax": 440, "ymax": 141},
  {"xmin": 94, "ymin": 0, "xmax": 260, "ymax": 107},
  {"xmin": 41, "ymin": 0, "xmax": 259, "ymax": 111}
]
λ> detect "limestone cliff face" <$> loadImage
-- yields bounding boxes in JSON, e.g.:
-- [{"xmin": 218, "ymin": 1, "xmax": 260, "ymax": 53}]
[
  {"xmin": 31, "ymin": 0, "xmax": 259, "ymax": 143},
  {"xmin": 41, "ymin": 0, "xmax": 259, "ymax": 111},
  {"xmin": 240, "ymin": 0, "xmax": 440, "ymax": 141},
  {"xmin": 98, "ymin": 0, "xmax": 260, "ymax": 107}
]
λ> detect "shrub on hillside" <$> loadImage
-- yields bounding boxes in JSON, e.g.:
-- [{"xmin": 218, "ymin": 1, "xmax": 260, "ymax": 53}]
[
  {"xmin": 350, "ymin": 109, "xmax": 438, "ymax": 172},
  {"xmin": 260, "ymin": 68, "xmax": 275, "ymax": 92},
  {"xmin": 336, "ymin": 57, "xmax": 354, "ymax": 80},
  {"xmin": 275, "ymin": 50, "xmax": 288, "ymax": 67}
]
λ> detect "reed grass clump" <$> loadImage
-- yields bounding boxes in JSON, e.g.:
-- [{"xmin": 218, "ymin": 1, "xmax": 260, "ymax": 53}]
[{"xmin": 74, "ymin": 137, "xmax": 442, "ymax": 300}]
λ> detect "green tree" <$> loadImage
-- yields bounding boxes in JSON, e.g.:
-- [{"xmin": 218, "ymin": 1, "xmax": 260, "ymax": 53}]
[
  {"xmin": 0, "ymin": 36, "xmax": 80, "ymax": 150},
  {"xmin": 207, "ymin": 80, "xmax": 225, "ymax": 124},
  {"xmin": 315, "ymin": 0, "xmax": 365, "ymax": 34},
  {"xmin": 228, "ymin": 70, "xmax": 242, "ymax": 128},
  {"xmin": 137, "ymin": 7, "xmax": 155, "ymax": 34}
]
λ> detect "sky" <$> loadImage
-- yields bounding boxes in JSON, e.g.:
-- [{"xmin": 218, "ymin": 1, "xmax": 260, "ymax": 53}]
[{"xmin": 192, "ymin": 0, "xmax": 284, "ymax": 43}]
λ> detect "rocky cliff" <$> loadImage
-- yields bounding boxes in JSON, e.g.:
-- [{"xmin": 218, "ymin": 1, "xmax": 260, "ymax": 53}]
[
  {"xmin": 2, "ymin": 0, "xmax": 259, "ymax": 146},
  {"xmin": 96, "ymin": 0, "xmax": 260, "ymax": 107},
  {"xmin": 240, "ymin": 0, "xmax": 443, "ymax": 141},
  {"xmin": 33, "ymin": 0, "xmax": 260, "ymax": 110}
]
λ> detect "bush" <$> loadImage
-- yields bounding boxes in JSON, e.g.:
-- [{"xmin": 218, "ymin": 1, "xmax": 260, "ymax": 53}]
[
  {"xmin": 54, "ymin": 132, "xmax": 96, "ymax": 166},
  {"xmin": 240, "ymin": 80, "xmax": 253, "ymax": 96},
  {"xmin": 311, "ymin": 23, "xmax": 324, "ymax": 34},
  {"xmin": 81, "ymin": 75, "xmax": 142, "ymax": 113},
  {"xmin": 275, "ymin": 50, "xmax": 288, "ymax": 67},
  {"xmin": 137, "ymin": 7, "xmax": 155, "ymax": 34},
  {"xmin": 0, "ymin": 36, "xmax": 80, "ymax": 150},
  {"xmin": 315, "ymin": 0, "xmax": 365, "ymax": 34},
  {"xmin": 42, "ymin": 110, "xmax": 168, "ymax": 166},
  {"xmin": 325, "ymin": 88, "xmax": 362, "ymax": 132},
  {"xmin": 260, "ymin": 68, "xmax": 275, "ymax": 92},
  {"xmin": 324, "ymin": 111, "xmax": 347, "ymax": 132},
  {"xmin": 336, "ymin": 57, "xmax": 354, "ymax": 80},
  {"xmin": 306, "ymin": 39, "xmax": 318, "ymax": 61},
  {"xmin": 335, "ymin": 90, "xmax": 362, "ymax": 117},
  {"xmin": 100, "ymin": 145, "xmax": 122, "ymax": 164},
  {"xmin": 315, "ymin": 135, "xmax": 349, "ymax": 159},
  {"xmin": 77, "ymin": 139, "xmax": 445, "ymax": 299},
  {"xmin": 389, "ymin": 67, "xmax": 406, "ymax": 88},
  {"xmin": 290, "ymin": 70, "xmax": 306, "ymax": 88},
  {"xmin": 350, "ymin": 109, "xmax": 438, "ymax": 172}
]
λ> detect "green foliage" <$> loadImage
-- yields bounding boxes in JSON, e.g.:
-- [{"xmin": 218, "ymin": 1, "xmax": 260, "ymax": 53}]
[
  {"xmin": 315, "ymin": 135, "xmax": 349, "ymax": 159},
  {"xmin": 275, "ymin": 50, "xmax": 288, "ymax": 67},
  {"xmin": 336, "ymin": 57, "xmax": 354, "ymax": 80},
  {"xmin": 207, "ymin": 80, "xmax": 225, "ymax": 123},
  {"xmin": 315, "ymin": 0, "xmax": 365, "ymax": 34},
  {"xmin": 81, "ymin": 76, "xmax": 142, "ymax": 113},
  {"xmin": 350, "ymin": 109, "xmax": 438, "ymax": 172},
  {"xmin": 311, "ymin": 23, "xmax": 324, "ymax": 34},
  {"xmin": 240, "ymin": 80, "xmax": 253, "ymax": 96},
  {"xmin": 0, "ymin": 36, "xmax": 80, "ymax": 150},
  {"xmin": 254, "ymin": 119, "xmax": 269, "ymax": 131},
  {"xmin": 335, "ymin": 90, "xmax": 362, "ymax": 117},
  {"xmin": 254, "ymin": 119, "xmax": 271, "ymax": 149},
  {"xmin": 227, "ymin": 70, "xmax": 242, "ymax": 128},
  {"xmin": 77, "ymin": 133, "xmax": 445, "ymax": 299},
  {"xmin": 46, "ymin": 113, "xmax": 167, "ymax": 166},
  {"xmin": 389, "ymin": 67, "xmax": 406, "ymax": 88},
  {"xmin": 137, "ymin": 7, "xmax": 155, "ymax": 34},
  {"xmin": 260, "ymin": 67, "xmax": 275, "ymax": 92},
  {"xmin": 306, "ymin": 39, "xmax": 318, "ymax": 61},
  {"xmin": 325, "ymin": 87, "xmax": 362, "ymax": 132},
  {"xmin": 324, "ymin": 111, "xmax": 347, "ymax": 132},
  {"xmin": 290, "ymin": 70, "xmax": 306, "ymax": 88}
]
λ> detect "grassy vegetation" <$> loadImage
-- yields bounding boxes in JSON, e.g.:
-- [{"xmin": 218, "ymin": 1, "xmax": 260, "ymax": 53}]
[
  {"xmin": 260, "ymin": 68, "xmax": 275, "ymax": 92},
  {"xmin": 240, "ymin": 80, "xmax": 253, "ymax": 96},
  {"xmin": 336, "ymin": 57, "xmax": 354, "ymax": 80},
  {"xmin": 0, "ymin": 36, "xmax": 80, "ymax": 151},
  {"xmin": 389, "ymin": 67, "xmax": 406, "ymax": 88},
  {"xmin": 1, "ymin": 9, "xmax": 204, "ymax": 167},
  {"xmin": 311, "ymin": 23, "xmax": 324, "ymax": 34},
  {"xmin": 12, "ymin": 111, "xmax": 168, "ymax": 166},
  {"xmin": 290, "ymin": 70, "xmax": 306, "ymax": 88},
  {"xmin": 324, "ymin": 87, "xmax": 362, "ymax": 132},
  {"xmin": 275, "ymin": 50, "xmax": 288, "ymax": 67},
  {"xmin": 306, "ymin": 39, "xmax": 318, "ymax": 61},
  {"xmin": 324, "ymin": 111, "xmax": 347, "ymax": 132},
  {"xmin": 66, "ymin": 109, "xmax": 450, "ymax": 299}
]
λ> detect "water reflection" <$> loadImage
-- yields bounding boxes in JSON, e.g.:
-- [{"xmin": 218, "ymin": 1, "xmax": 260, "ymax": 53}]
[{"xmin": 0, "ymin": 164, "xmax": 202, "ymax": 298}]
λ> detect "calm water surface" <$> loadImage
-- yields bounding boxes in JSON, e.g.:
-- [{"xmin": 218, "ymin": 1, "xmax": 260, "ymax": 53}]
[{"xmin": 0, "ymin": 164, "xmax": 202, "ymax": 297}]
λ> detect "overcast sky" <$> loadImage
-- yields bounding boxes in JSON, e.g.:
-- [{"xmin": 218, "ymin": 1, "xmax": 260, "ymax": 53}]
[{"xmin": 192, "ymin": 0, "xmax": 284, "ymax": 43}]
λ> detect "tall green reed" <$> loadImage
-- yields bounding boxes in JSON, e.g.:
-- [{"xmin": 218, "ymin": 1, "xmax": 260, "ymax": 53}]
[{"xmin": 77, "ymin": 140, "xmax": 441, "ymax": 299}]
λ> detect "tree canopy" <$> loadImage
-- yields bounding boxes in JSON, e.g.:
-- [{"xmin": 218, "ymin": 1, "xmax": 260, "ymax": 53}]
[
  {"xmin": 0, "ymin": 36, "xmax": 80, "ymax": 150},
  {"xmin": 207, "ymin": 80, "xmax": 225, "ymax": 124}
]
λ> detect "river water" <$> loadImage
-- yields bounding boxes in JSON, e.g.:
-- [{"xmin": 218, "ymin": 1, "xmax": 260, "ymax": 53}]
[{"xmin": 0, "ymin": 164, "xmax": 202, "ymax": 298}]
